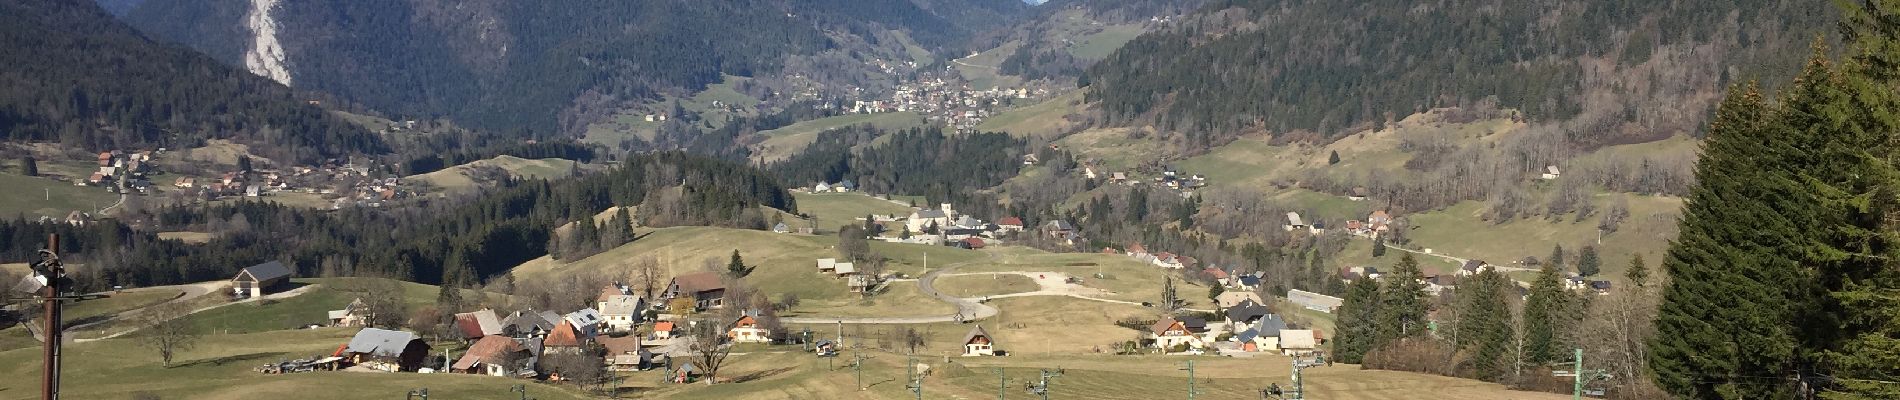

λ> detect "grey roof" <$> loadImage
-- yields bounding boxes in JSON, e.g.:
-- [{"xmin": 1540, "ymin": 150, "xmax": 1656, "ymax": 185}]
[
  {"xmin": 241, "ymin": 261, "xmax": 293, "ymax": 281},
  {"xmin": 1045, "ymin": 220, "xmax": 1076, "ymax": 231},
  {"xmin": 601, "ymin": 295, "xmax": 643, "ymax": 316},
  {"xmin": 954, "ymin": 216, "xmax": 982, "ymax": 227},
  {"xmin": 1178, "ymin": 317, "xmax": 1207, "ymax": 331},
  {"xmin": 501, "ymin": 310, "xmax": 557, "ymax": 335},
  {"xmin": 1255, "ymin": 315, "xmax": 1289, "ymax": 334},
  {"xmin": 838, "ymin": 179, "xmax": 856, "ymax": 189},
  {"xmin": 1237, "ymin": 275, "xmax": 1261, "ymax": 286},
  {"xmin": 914, "ymin": 209, "xmax": 947, "ymax": 219},
  {"xmin": 961, "ymin": 324, "xmax": 992, "ymax": 345},
  {"xmin": 1226, "ymin": 303, "xmax": 1272, "ymax": 324},
  {"xmin": 346, "ymin": 328, "xmax": 421, "ymax": 358},
  {"xmin": 1236, "ymin": 328, "xmax": 1259, "ymax": 343}
]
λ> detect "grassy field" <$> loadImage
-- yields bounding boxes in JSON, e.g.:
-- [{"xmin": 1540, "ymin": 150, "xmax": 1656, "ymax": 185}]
[
  {"xmin": 156, "ymin": 231, "xmax": 216, "ymax": 244},
  {"xmin": 1068, "ymin": 24, "xmax": 1146, "ymax": 59},
  {"xmin": 0, "ymin": 287, "xmax": 186, "ymax": 351},
  {"xmin": 1053, "ymin": 127, "xmax": 1162, "ymax": 172},
  {"xmin": 405, "ymin": 155, "xmax": 578, "ymax": 192},
  {"xmin": 976, "ymin": 89, "xmax": 1086, "ymax": 139},
  {"xmin": 583, "ymin": 75, "xmax": 762, "ymax": 147},
  {"xmin": 957, "ymin": 249, "xmax": 1214, "ymax": 310},
  {"xmin": 0, "ymin": 328, "xmax": 597, "ymax": 400},
  {"xmin": 169, "ymin": 278, "xmax": 503, "ymax": 336},
  {"xmin": 792, "ymin": 192, "xmax": 914, "ymax": 234},
  {"xmin": 1404, "ymin": 193, "xmax": 1683, "ymax": 282},
  {"xmin": 952, "ymin": 41, "xmax": 1022, "ymax": 90},
  {"xmin": 779, "ymin": 283, "xmax": 954, "ymax": 319},
  {"xmin": 0, "ymin": 172, "xmax": 120, "ymax": 218},
  {"xmin": 510, "ymin": 227, "xmax": 983, "ymax": 314},
  {"xmin": 932, "ymin": 274, "xmax": 1039, "ymax": 298},
  {"xmin": 753, "ymin": 112, "xmax": 928, "ymax": 162}
]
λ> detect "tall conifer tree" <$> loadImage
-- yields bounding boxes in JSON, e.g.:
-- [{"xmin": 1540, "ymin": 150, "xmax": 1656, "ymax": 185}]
[
  {"xmin": 1522, "ymin": 261, "xmax": 1569, "ymax": 365},
  {"xmin": 1457, "ymin": 269, "xmax": 1515, "ymax": 381},
  {"xmin": 1332, "ymin": 277, "xmax": 1384, "ymax": 363},
  {"xmin": 1379, "ymin": 254, "xmax": 1430, "ymax": 339}
]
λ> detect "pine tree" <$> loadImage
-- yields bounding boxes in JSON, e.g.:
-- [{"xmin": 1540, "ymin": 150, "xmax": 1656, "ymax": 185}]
[
  {"xmin": 19, "ymin": 157, "xmax": 36, "ymax": 176},
  {"xmin": 1815, "ymin": 5, "xmax": 1900, "ymax": 396},
  {"xmin": 1207, "ymin": 283, "xmax": 1224, "ymax": 303},
  {"xmin": 1379, "ymin": 254, "xmax": 1429, "ymax": 339},
  {"xmin": 1332, "ymin": 277, "xmax": 1384, "ymax": 363},
  {"xmin": 1625, "ymin": 255, "xmax": 1649, "ymax": 287},
  {"xmin": 1522, "ymin": 262, "xmax": 1569, "ymax": 365},
  {"xmin": 726, "ymin": 250, "xmax": 749, "ymax": 278},
  {"xmin": 1457, "ymin": 269, "xmax": 1515, "ymax": 381},
  {"xmin": 1576, "ymin": 245, "xmax": 1600, "ymax": 277},
  {"xmin": 1547, "ymin": 244, "xmax": 1566, "ymax": 271},
  {"xmin": 1651, "ymin": 79, "xmax": 1815, "ymax": 398},
  {"xmin": 1372, "ymin": 237, "xmax": 1387, "ymax": 257},
  {"xmin": 1328, "ymin": 150, "xmax": 1341, "ymax": 165},
  {"xmin": 609, "ymin": 207, "xmax": 635, "ymax": 246}
]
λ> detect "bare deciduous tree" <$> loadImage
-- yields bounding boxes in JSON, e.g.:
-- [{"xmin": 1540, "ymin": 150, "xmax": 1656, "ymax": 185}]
[
  {"xmin": 686, "ymin": 319, "xmax": 733, "ymax": 384},
  {"xmin": 633, "ymin": 256, "xmax": 662, "ymax": 299},
  {"xmin": 136, "ymin": 303, "xmax": 199, "ymax": 367}
]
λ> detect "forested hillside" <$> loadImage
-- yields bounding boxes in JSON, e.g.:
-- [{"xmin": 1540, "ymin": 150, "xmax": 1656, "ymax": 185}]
[
  {"xmin": 122, "ymin": 0, "xmax": 1024, "ymax": 136},
  {"xmin": 976, "ymin": 0, "xmax": 1204, "ymax": 81},
  {"xmin": 0, "ymin": 152, "xmax": 792, "ymax": 290},
  {"xmin": 1084, "ymin": 0, "xmax": 1834, "ymax": 149},
  {"xmin": 0, "ymin": 0, "xmax": 384, "ymax": 163},
  {"xmin": 770, "ymin": 126, "xmax": 1028, "ymax": 203}
]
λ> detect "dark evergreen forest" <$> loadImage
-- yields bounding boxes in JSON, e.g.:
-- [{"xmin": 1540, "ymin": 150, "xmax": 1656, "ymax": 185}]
[
  {"xmin": 0, "ymin": 0, "xmax": 386, "ymax": 163},
  {"xmin": 769, "ymin": 126, "xmax": 1027, "ymax": 206}
]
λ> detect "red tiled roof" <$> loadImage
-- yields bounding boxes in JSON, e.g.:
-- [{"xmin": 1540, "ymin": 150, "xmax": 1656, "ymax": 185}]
[
  {"xmin": 962, "ymin": 238, "xmax": 985, "ymax": 248},
  {"xmin": 454, "ymin": 314, "xmax": 486, "ymax": 339},
  {"xmin": 997, "ymin": 217, "xmax": 1024, "ymax": 226},
  {"xmin": 654, "ymin": 321, "xmax": 676, "ymax": 332},
  {"xmin": 1127, "ymin": 243, "xmax": 1147, "ymax": 254},
  {"xmin": 671, "ymin": 272, "xmax": 725, "ymax": 294},
  {"xmin": 544, "ymin": 320, "xmax": 583, "ymax": 347}
]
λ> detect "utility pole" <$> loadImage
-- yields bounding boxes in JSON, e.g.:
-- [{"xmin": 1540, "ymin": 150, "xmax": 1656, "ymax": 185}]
[
  {"xmin": 1028, "ymin": 368, "xmax": 1061, "ymax": 400},
  {"xmin": 853, "ymin": 350, "xmax": 866, "ymax": 391},
  {"xmin": 1183, "ymin": 360, "xmax": 1199, "ymax": 400},
  {"xmin": 906, "ymin": 356, "xmax": 923, "ymax": 400},
  {"xmin": 1574, "ymin": 348, "xmax": 1583, "ymax": 400},
  {"xmin": 995, "ymin": 367, "xmax": 1008, "ymax": 400},
  {"xmin": 36, "ymin": 234, "xmax": 64, "ymax": 400}
]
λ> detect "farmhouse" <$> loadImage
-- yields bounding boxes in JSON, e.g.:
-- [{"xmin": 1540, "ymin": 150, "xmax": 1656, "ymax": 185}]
[
  {"xmin": 664, "ymin": 272, "xmax": 728, "ymax": 310},
  {"xmin": 996, "ymin": 217, "xmax": 1025, "ymax": 233},
  {"xmin": 1278, "ymin": 329, "xmax": 1319, "ymax": 356},
  {"xmin": 451, "ymin": 335, "xmax": 533, "ymax": 377},
  {"xmin": 343, "ymin": 328, "xmax": 431, "ymax": 372},
  {"xmin": 961, "ymin": 325, "xmax": 997, "ymax": 356},
  {"xmin": 597, "ymin": 287, "xmax": 645, "ymax": 332},
  {"xmin": 542, "ymin": 320, "xmax": 588, "ymax": 354},
  {"xmin": 817, "ymin": 258, "xmax": 837, "ymax": 273},
  {"xmin": 1148, "ymin": 318, "xmax": 1204, "ymax": 350},
  {"xmin": 500, "ymin": 310, "xmax": 559, "ymax": 338},
  {"xmin": 231, "ymin": 260, "xmax": 293, "ymax": 298},
  {"xmin": 452, "ymin": 309, "xmax": 504, "ymax": 341},
  {"xmin": 1215, "ymin": 291, "xmax": 1265, "ymax": 309},
  {"xmin": 328, "ymin": 298, "xmax": 369, "ymax": 327},
  {"xmin": 1283, "ymin": 212, "xmax": 1307, "ymax": 232}
]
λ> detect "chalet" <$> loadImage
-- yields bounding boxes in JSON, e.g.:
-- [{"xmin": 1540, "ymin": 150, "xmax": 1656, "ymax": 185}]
[
  {"xmin": 961, "ymin": 324, "xmax": 997, "ymax": 356},
  {"xmin": 1283, "ymin": 212, "xmax": 1308, "ymax": 232},
  {"xmin": 452, "ymin": 309, "xmax": 504, "ymax": 341},
  {"xmin": 726, "ymin": 310, "xmax": 773, "ymax": 343},
  {"xmin": 1043, "ymin": 220, "xmax": 1076, "ymax": 238},
  {"xmin": 1541, "ymin": 165, "xmax": 1562, "ymax": 180},
  {"xmin": 1229, "ymin": 306, "xmax": 1286, "ymax": 337},
  {"xmin": 814, "ymin": 182, "xmax": 832, "ymax": 192},
  {"xmin": 1109, "ymin": 172, "xmax": 1129, "ymax": 183},
  {"xmin": 542, "ymin": 320, "xmax": 587, "ymax": 354},
  {"xmin": 663, "ymin": 272, "xmax": 727, "ymax": 310},
  {"xmin": 909, "ymin": 209, "xmax": 951, "ymax": 233},
  {"xmin": 1367, "ymin": 210, "xmax": 1394, "ymax": 234},
  {"xmin": 772, "ymin": 222, "xmax": 790, "ymax": 233},
  {"xmin": 1234, "ymin": 275, "xmax": 1261, "ymax": 291},
  {"xmin": 1287, "ymin": 289, "xmax": 1344, "ymax": 313},
  {"xmin": 996, "ymin": 217, "xmax": 1025, "ymax": 233},
  {"xmin": 1203, "ymin": 267, "xmax": 1230, "ymax": 284},
  {"xmin": 670, "ymin": 362, "xmax": 700, "ymax": 384},
  {"xmin": 231, "ymin": 261, "xmax": 292, "ymax": 298},
  {"xmin": 86, "ymin": 172, "xmax": 107, "ymax": 185},
  {"xmin": 816, "ymin": 258, "xmax": 837, "ymax": 273},
  {"xmin": 1125, "ymin": 243, "xmax": 1151, "ymax": 260},
  {"xmin": 837, "ymin": 179, "xmax": 857, "ymax": 192},
  {"xmin": 1458, "ymin": 260, "xmax": 1490, "ymax": 276},
  {"xmin": 452, "ymin": 335, "xmax": 532, "ymax": 377},
  {"xmin": 1215, "ymin": 292, "xmax": 1264, "ymax": 309},
  {"xmin": 597, "ymin": 336, "xmax": 652, "ymax": 371},
  {"xmin": 833, "ymin": 262, "xmax": 858, "ymax": 277},
  {"xmin": 1022, "ymin": 153, "xmax": 1040, "ymax": 165},
  {"xmin": 1152, "ymin": 252, "xmax": 1181, "ymax": 269},
  {"xmin": 500, "ymin": 310, "xmax": 559, "ymax": 338},
  {"xmin": 652, "ymin": 321, "xmax": 678, "ymax": 340},
  {"xmin": 64, "ymin": 211, "xmax": 89, "ymax": 226},
  {"xmin": 597, "ymin": 287, "xmax": 645, "ymax": 332},
  {"xmin": 96, "ymin": 152, "xmax": 112, "ymax": 166},
  {"xmin": 1176, "ymin": 256, "xmax": 1199, "ymax": 270},
  {"xmin": 565, "ymin": 308, "xmax": 605, "ymax": 338},
  {"xmin": 1234, "ymin": 328, "xmax": 1275, "ymax": 352},
  {"xmin": 1589, "ymin": 280, "xmax": 1613, "ymax": 295},
  {"xmin": 1148, "ymin": 318, "xmax": 1203, "ymax": 350},
  {"xmin": 1278, "ymin": 329, "xmax": 1319, "ymax": 356},
  {"xmin": 344, "ymin": 328, "xmax": 431, "ymax": 372},
  {"xmin": 328, "ymin": 298, "xmax": 369, "ymax": 327},
  {"xmin": 1348, "ymin": 187, "xmax": 1369, "ymax": 201},
  {"xmin": 173, "ymin": 177, "xmax": 196, "ymax": 188}
]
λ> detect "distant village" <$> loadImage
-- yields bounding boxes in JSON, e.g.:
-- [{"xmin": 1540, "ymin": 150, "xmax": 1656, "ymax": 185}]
[
  {"xmin": 75, "ymin": 148, "xmax": 417, "ymax": 211},
  {"xmin": 828, "ymin": 66, "xmax": 1052, "ymax": 133}
]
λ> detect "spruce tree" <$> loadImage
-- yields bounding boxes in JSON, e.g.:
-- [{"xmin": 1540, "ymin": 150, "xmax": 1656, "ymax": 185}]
[
  {"xmin": 1332, "ymin": 277, "xmax": 1384, "ymax": 364},
  {"xmin": 1815, "ymin": 5, "xmax": 1900, "ymax": 396},
  {"xmin": 1328, "ymin": 150, "xmax": 1341, "ymax": 165},
  {"xmin": 1576, "ymin": 245, "xmax": 1600, "ymax": 277},
  {"xmin": 1379, "ymin": 254, "xmax": 1429, "ymax": 339},
  {"xmin": 1625, "ymin": 254, "xmax": 1649, "ymax": 287},
  {"xmin": 1456, "ymin": 269, "xmax": 1515, "ymax": 381},
  {"xmin": 1651, "ymin": 80, "xmax": 1815, "ymax": 399},
  {"xmin": 19, "ymin": 157, "xmax": 36, "ymax": 176},
  {"xmin": 609, "ymin": 207, "xmax": 635, "ymax": 246},
  {"xmin": 1547, "ymin": 244, "xmax": 1566, "ymax": 271},
  {"xmin": 1372, "ymin": 237, "xmax": 1387, "ymax": 257},
  {"xmin": 1161, "ymin": 276, "xmax": 1178, "ymax": 311},
  {"xmin": 1522, "ymin": 261, "xmax": 1569, "ymax": 365},
  {"xmin": 726, "ymin": 250, "xmax": 749, "ymax": 278}
]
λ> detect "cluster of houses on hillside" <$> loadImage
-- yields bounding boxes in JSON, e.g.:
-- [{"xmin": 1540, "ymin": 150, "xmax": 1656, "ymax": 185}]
[
  {"xmin": 1142, "ymin": 291, "xmax": 1323, "ymax": 356},
  {"xmin": 815, "ymin": 258, "xmax": 880, "ymax": 294},
  {"xmin": 1067, "ymin": 163, "xmax": 1209, "ymax": 200},
  {"xmin": 832, "ymin": 65, "xmax": 1051, "ymax": 132},
  {"xmin": 1110, "ymin": 243, "xmax": 1202, "ymax": 270},
  {"xmin": 83, "ymin": 150, "xmax": 159, "ymax": 193}
]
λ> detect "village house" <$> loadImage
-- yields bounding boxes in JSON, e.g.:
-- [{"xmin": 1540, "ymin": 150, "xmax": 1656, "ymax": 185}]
[
  {"xmin": 996, "ymin": 217, "xmax": 1025, "ymax": 233},
  {"xmin": 1203, "ymin": 267, "xmax": 1231, "ymax": 286},
  {"xmin": 231, "ymin": 261, "xmax": 293, "ymax": 299},
  {"xmin": 541, "ymin": 320, "xmax": 588, "ymax": 355},
  {"xmin": 1234, "ymin": 274, "xmax": 1262, "ymax": 291},
  {"xmin": 816, "ymin": 258, "xmax": 837, "ymax": 273},
  {"xmin": 1288, "ymin": 289, "xmax": 1345, "ymax": 313},
  {"xmin": 1152, "ymin": 252, "xmax": 1181, "ymax": 269},
  {"xmin": 1148, "ymin": 318, "xmax": 1205, "ymax": 351},
  {"xmin": 328, "ymin": 298, "xmax": 369, "ymax": 327},
  {"xmin": 1125, "ymin": 243, "xmax": 1152, "ymax": 261},
  {"xmin": 1457, "ymin": 260, "xmax": 1491, "ymax": 276},
  {"xmin": 1043, "ymin": 220, "xmax": 1076, "ymax": 238},
  {"xmin": 452, "ymin": 309, "xmax": 504, "ymax": 342},
  {"xmin": 597, "ymin": 286, "xmax": 645, "ymax": 332},
  {"xmin": 651, "ymin": 321, "xmax": 678, "ymax": 340},
  {"xmin": 344, "ymin": 328, "xmax": 432, "ymax": 372},
  {"xmin": 961, "ymin": 325, "xmax": 997, "ymax": 356},
  {"xmin": 1348, "ymin": 187, "xmax": 1369, "ymax": 201},
  {"xmin": 565, "ymin": 308, "xmax": 605, "ymax": 338},
  {"xmin": 726, "ymin": 310, "xmax": 773, "ymax": 343},
  {"xmin": 598, "ymin": 335, "xmax": 654, "ymax": 371},
  {"xmin": 1215, "ymin": 291, "xmax": 1265, "ymax": 309},
  {"xmin": 908, "ymin": 209, "xmax": 950, "ymax": 233},
  {"xmin": 1284, "ymin": 212, "xmax": 1308, "ymax": 232},
  {"xmin": 1541, "ymin": 165, "xmax": 1562, "ymax": 180},
  {"xmin": 848, "ymin": 275, "xmax": 874, "ymax": 293},
  {"xmin": 1277, "ymin": 329, "xmax": 1320, "ymax": 356},
  {"xmin": 772, "ymin": 222, "xmax": 791, "ymax": 233},
  {"xmin": 663, "ymin": 272, "xmax": 728, "ymax": 310},
  {"xmin": 833, "ymin": 261, "xmax": 858, "ymax": 277},
  {"xmin": 500, "ymin": 310, "xmax": 559, "ymax": 338},
  {"xmin": 451, "ymin": 335, "xmax": 533, "ymax": 377}
]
